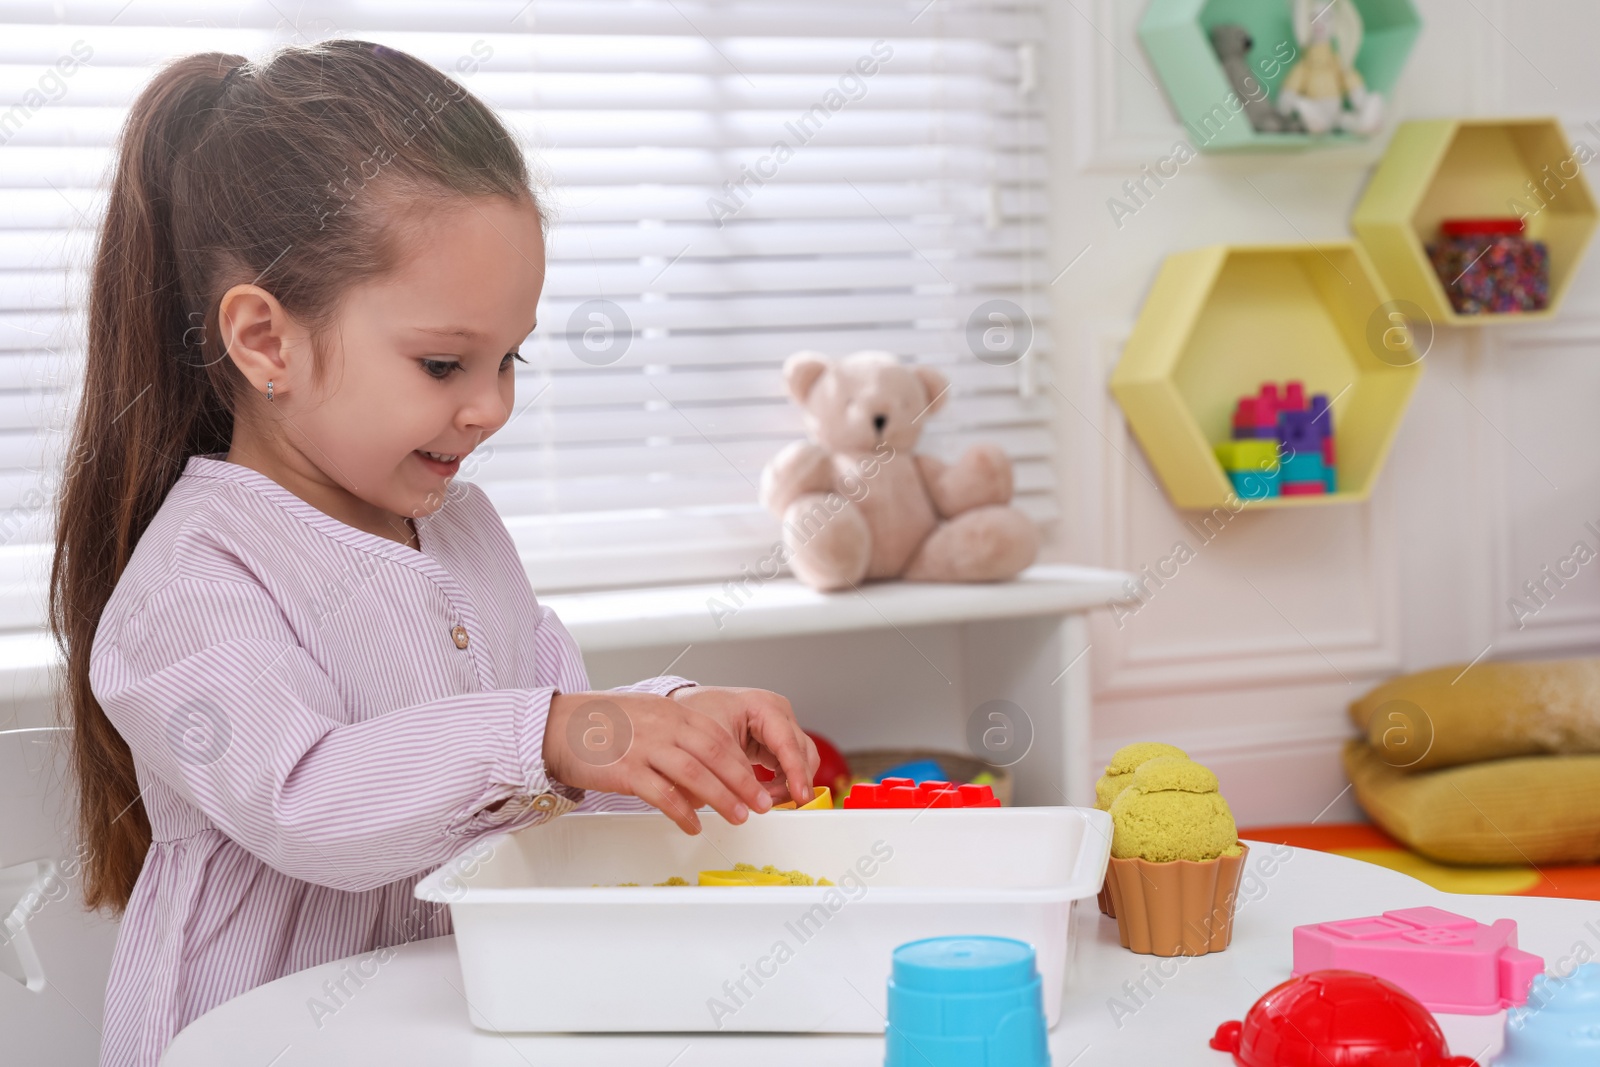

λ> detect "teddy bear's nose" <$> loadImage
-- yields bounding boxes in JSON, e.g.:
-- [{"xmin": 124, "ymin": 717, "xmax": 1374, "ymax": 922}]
[{"xmin": 873, "ymin": 413, "xmax": 887, "ymax": 433}]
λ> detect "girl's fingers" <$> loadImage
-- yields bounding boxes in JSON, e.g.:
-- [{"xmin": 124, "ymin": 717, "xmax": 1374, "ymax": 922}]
[
  {"xmin": 654, "ymin": 744, "xmax": 753, "ymax": 826},
  {"xmin": 678, "ymin": 719, "xmax": 771, "ymax": 814},
  {"xmin": 746, "ymin": 752, "xmax": 789, "ymax": 801},
  {"xmin": 636, "ymin": 767, "xmax": 703, "ymax": 834},
  {"xmin": 756, "ymin": 712, "xmax": 815, "ymax": 803}
]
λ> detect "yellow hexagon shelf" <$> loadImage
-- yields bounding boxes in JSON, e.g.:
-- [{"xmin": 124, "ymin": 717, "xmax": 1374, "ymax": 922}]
[
  {"xmin": 1111, "ymin": 242, "xmax": 1424, "ymax": 511},
  {"xmin": 1352, "ymin": 117, "xmax": 1598, "ymax": 326}
]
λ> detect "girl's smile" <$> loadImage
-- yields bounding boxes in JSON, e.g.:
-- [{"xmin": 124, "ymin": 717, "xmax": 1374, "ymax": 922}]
[
  {"xmin": 414, "ymin": 450, "xmax": 463, "ymax": 477},
  {"xmin": 217, "ymin": 194, "xmax": 545, "ymax": 546}
]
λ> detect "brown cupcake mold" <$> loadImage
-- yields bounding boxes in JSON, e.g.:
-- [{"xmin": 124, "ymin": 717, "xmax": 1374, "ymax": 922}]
[{"xmin": 1102, "ymin": 843, "xmax": 1248, "ymax": 957}]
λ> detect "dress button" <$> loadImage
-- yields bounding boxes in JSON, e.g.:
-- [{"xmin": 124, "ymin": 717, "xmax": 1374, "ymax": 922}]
[
  {"xmin": 531, "ymin": 793, "xmax": 558, "ymax": 812},
  {"xmin": 451, "ymin": 625, "xmax": 469, "ymax": 649}
]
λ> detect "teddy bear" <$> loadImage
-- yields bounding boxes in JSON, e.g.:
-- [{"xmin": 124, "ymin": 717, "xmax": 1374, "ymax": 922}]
[{"xmin": 758, "ymin": 350, "xmax": 1039, "ymax": 592}]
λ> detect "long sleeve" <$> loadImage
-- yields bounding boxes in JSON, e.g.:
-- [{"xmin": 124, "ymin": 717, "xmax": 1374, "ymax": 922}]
[
  {"xmin": 528, "ymin": 600, "xmax": 697, "ymax": 814},
  {"xmin": 92, "ymin": 452, "xmax": 727, "ymax": 1067},
  {"xmin": 91, "ymin": 576, "xmax": 581, "ymax": 893}
]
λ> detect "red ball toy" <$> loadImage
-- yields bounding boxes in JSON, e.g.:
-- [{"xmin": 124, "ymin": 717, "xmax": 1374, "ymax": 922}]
[{"xmin": 1210, "ymin": 970, "xmax": 1479, "ymax": 1067}]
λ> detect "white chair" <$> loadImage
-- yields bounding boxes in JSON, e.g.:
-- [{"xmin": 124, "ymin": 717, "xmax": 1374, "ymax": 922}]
[{"xmin": 0, "ymin": 720, "xmax": 121, "ymax": 1065}]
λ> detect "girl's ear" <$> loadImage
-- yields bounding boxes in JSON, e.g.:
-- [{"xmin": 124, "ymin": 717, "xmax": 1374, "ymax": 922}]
[{"xmin": 217, "ymin": 283, "xmax": 301, "ymax": 396}]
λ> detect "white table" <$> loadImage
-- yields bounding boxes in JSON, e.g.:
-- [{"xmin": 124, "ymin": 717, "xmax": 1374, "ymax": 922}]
[{"xmin": 161, "ymin": 844, "xmax": 1591, "ymax": 1065}]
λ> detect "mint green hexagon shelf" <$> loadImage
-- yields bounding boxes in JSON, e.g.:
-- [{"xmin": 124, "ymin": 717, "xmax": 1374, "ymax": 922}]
[{"xmin": 1139, "ymin": 0, "xmax": 1422, "ymax": 152}]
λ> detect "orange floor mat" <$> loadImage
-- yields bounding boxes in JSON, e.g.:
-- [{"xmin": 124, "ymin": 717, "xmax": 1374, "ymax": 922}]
[{"xmin": 1242, "ymin": 823, "xmax": 1600, "ymax": 900}]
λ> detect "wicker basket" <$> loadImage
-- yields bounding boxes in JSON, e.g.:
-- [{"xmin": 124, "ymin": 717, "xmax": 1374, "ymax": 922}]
[{"xmin": 843, "ymin": 748, "xmax": 1014, "ymax": 806}]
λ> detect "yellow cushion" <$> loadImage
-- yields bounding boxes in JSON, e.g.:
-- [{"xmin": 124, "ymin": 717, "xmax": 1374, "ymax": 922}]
[
  {"xmin": 1347, "ymin": 657, "xmax": 1600, "ymax": 773},
  {"xmin": 1343, "ymin": 739, "xmax": 1600, "ymax": 865}
]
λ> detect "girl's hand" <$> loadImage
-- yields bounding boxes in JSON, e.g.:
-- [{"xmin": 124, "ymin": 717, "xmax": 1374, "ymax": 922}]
[
  {"xmin": 669, "ymin": 685, "xmax": 819, "ymax": 807},
  {"xmin": 541, "ymin": 686, "xmax": 818, "ymax": 834}
]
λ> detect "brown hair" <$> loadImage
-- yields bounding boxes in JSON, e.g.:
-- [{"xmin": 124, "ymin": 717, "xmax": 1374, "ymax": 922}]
[{"xmin": 48, "ymin": 39, "xmax": 537, "ymax": 914}]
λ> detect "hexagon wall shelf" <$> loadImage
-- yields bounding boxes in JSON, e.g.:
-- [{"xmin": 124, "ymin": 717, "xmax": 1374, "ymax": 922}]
[
  {"xmin": 1352, "ymin": 117, "xmax": 1599, "ymax": 326},
  {"xmin": 1139, "ymin": 0, "xmax": 1422, "ymax": 152},
  {"xmin": 1110, "ymin": 243, "xmax": 1423, "ymax": 511}
]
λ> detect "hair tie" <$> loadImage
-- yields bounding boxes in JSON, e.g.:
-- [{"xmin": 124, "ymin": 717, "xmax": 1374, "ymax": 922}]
[{"xmin": 219, "ymin": 64, "xmax": 243, "ymax": 92}]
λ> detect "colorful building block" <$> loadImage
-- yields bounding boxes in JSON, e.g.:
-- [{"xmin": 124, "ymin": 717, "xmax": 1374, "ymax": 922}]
[
  {"xmin": 843, "ymin": 778, "xmax": 1001, "ymax": 809},
  {"xmin": 1309, "ymin": 395, "xmax": 1331, "ymax": 436},
  {"xmin": 1279, "ymin": 451, "xmax": 1324, "ymax": 484},
  {"xmin": 1214, "ymin": 439, "xmax": 1280, "ymax": 472},
  {"xmin": 1278, "ymin": 412, "xmax": 1322, "ymax": 457},
  {"xmin": 1259, "ymin": 382, "xmax": 1279, "ymax": 414},
  {"xmin": 1292, "ymin": 906, "xmax": 1544, "ymax": 1015},
  {"xmin": 1217, "ymin": 380, "xmax": 1338, "ymax": 501},
  {"xmin": 876, "ymin": 758, "xmax": 948, "ymax": 784},
  {"xmin": 1229, "ymin": 469, "xmax": 1280, "ymax": 500},
  {"xmin": 1231, "ymin": 396, "xmax": 1277, "ymax": 439},
  {"xmin": 1283, "ymin": 380, "xmax": 1305, "ymax": 412}
]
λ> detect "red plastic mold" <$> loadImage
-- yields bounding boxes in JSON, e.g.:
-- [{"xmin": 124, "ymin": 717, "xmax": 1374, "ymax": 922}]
[
  {"xmin": 841, "ymin": 778, "xmax": 1001, "ymax": 809},
  {"xmin": 1210, "ymin": 969, "xmax": 1479, "ymax": 1067}
]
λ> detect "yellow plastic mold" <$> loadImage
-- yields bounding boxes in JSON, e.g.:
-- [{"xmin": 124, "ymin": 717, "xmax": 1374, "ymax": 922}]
[
  {"xmin": 698, "ymin": 869, "xmax": 789, "ymax": 886},
  {"xmin": 1352, "ymin": 117, "xmax": 1598, "ymax": 326},
  {"xmin": 771, "ymin": 785, "xmax": 832, "ymax": 811},
  {"xmin": 1110, "ymin": 242, "xmax": 1423, "ymax": 510}
]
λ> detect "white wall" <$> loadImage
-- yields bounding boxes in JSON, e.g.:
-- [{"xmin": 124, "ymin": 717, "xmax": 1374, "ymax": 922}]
[
  {"xmin": 1045, "ymin": 0, "xmax": 1600, "ymax": 824},
  {"xmin": 593, "ymin": 0, "xmax": 1600, "ymax": 829}
]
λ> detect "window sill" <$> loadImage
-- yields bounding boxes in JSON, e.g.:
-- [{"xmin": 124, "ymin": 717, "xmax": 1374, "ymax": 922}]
[
  {"xmin": 0, "ymin": 563, "xmax": 1131, "ymax": 705},
  {"xmin": 543, "ymin": 563, "xmax": 1130, "ymax": 651}
]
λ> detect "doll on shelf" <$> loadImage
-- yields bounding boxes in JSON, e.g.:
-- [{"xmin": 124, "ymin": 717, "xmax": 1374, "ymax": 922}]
[{"xmin": 1276, "ymin": 0, "xmax": 1385, "ymax": 136}]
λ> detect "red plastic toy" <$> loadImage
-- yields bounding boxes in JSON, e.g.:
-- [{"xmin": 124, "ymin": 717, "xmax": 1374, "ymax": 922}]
[
  {"xmin": 842, "ymin": 778, "xmax": 1001, "ymax": 809},
  {"xmin": 753, "ymin": 730, "xmax": 851, "ymax": 798},
  {"xmin": 1210, "ymin": 970, "xmax": 1479, "ymax": 1067}
]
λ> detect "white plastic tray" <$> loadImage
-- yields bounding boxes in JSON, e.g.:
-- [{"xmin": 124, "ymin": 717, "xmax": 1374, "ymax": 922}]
[{"xmin": 414, "ymin": 806, "xmax": 1112, "ymax": 1033}]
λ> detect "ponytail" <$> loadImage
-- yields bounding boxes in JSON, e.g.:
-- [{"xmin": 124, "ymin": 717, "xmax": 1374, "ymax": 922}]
[{"xmin": 48, "ymin": 41, "xmax": 536, "ymax": 913}]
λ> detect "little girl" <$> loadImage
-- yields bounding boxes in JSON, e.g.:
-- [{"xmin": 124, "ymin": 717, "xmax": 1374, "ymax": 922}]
[{"xmin": 46, "ymin": 40, "xmax": 817, "ymax": 1067}]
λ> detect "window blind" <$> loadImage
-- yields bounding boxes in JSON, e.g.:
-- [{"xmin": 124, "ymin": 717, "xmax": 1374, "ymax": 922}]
[{"xmin": 0, "ymin": 0, "xmax": 1052, "ymax": 607}]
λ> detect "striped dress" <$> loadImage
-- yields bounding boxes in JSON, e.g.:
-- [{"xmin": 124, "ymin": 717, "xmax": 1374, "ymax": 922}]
[{"xmin": 88, "ymin": 453, "xmax": 688, "ymax": 1066}]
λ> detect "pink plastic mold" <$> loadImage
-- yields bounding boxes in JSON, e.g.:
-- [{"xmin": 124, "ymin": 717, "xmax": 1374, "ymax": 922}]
[{"xmin": 1292, "ymin": 906, "xmax": 1544, "ymax": 1015}]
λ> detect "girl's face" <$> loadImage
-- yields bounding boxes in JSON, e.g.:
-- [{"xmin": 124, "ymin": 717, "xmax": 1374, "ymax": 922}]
[{"xmin": 222, "ymin": 194, "xmax": 546, "ymax": 543}]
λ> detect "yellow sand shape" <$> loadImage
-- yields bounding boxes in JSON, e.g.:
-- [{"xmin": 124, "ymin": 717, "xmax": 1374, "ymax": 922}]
[
  {"xmin": 1095, "ymin": 742, "xmax": 1189, "ymax": 810},
  {"xmin": 606, "ymin": 862, "xmax": 835, "ymax": 888},
  {"xmin": 1109, "ymin": 756, "xmax": 1242, "ymax": 863}
]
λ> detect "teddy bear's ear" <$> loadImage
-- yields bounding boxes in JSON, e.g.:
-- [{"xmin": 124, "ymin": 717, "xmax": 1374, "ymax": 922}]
[
  {"xmin": 783, "ymin": 351, "xmax": 831, "ymax": 403},
  {"xmin": 913, "ymin": 364, "xmax": 950, "ymax": 415}
]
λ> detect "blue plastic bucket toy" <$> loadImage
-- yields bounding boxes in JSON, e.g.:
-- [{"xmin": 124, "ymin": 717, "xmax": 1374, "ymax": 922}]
[{"xmin": 884, "ymin": 935, "xmax": 1050, "ymax": 1067}]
